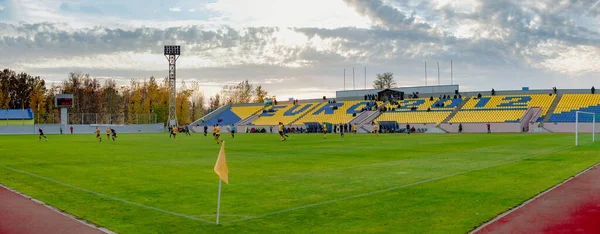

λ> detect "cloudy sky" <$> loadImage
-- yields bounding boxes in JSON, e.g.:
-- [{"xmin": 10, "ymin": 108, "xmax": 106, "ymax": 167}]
[{"xmin": 1, "ymin": 0, "xmax": 599, "ymax": 99}]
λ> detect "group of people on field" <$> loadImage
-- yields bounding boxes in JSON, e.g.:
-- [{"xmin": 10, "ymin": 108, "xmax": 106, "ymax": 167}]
[
  {"xmin": 95, "ymin": 127, "xmax": 117, "ymax": 142},
  {"xmin": 37, "ymin": 126, "xmax": 117, "ymax": 142}
]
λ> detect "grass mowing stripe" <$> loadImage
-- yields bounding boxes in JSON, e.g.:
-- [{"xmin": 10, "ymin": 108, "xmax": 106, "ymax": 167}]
[
  {"xmin": 224, "ymin": 145, "xmax": 575, "ymax": 224},
  {"xmin": 0, "ymin": 164, "xmax": 214, "ymax": 224}
]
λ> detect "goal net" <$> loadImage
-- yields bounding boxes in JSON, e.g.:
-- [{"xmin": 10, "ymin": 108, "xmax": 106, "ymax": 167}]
[{"xmin": 575, "ymin": 111, "xmax": 597, "ymax": 146}]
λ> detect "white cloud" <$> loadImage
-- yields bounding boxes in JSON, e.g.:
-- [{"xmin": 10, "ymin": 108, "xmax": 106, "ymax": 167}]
[
  {"xmin": 189, "ymin": 8, "xmax": 196, "ymax": 12},
  {"xmin": 533, "ymin": 42, "xmax": 600, "ymax": 75},
  {"xmin": 169, "ymin": 7, "xmax": 181, "ymax": 12},
  {"xmin": 0, "ymin": 5, "xmax": 5, "ymax": 11},
  {"xmin": 206, "ymin": 0, "xmax": 371, "ymax": 28}
]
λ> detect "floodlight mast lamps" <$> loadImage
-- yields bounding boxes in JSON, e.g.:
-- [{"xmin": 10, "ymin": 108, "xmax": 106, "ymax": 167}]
[{"xmin": 164, "ymin": 45, "xmax": 181, "ymax": 127}]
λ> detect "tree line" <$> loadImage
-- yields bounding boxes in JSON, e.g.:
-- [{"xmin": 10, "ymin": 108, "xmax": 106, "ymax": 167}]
[{"xmin": 0, "ymin": 69, "xmax": 269, "ymax": 125}]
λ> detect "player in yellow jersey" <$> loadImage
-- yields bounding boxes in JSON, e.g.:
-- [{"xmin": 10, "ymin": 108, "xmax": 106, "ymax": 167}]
[
  {"xmin": 372, "ymin": 122, "xmax": 379, "ymax": 136},
  {"xmin": 106, "ymin": 127, "xmax": 111, "ymax": 139},
  {"xmin": 213, "ymin": 124, "xmax": 222, "ymax": 144},
  {"xmin": 278, "ymin": 122, "xmax": 288, "ymax": 141},
  {"xmin": 323, "ymin": 123, "xmax": 327, "ymax": 139},
  {"xmin": 172, "ymin": 126, "xmax": 177, "ymax": 139},
  {"xmin": 353, "ymin": 123, "xmax": 357, "ymax": 134},
  {"xmin": 95, "ymin": 127, "xmax": 102, "ymax": 142}
]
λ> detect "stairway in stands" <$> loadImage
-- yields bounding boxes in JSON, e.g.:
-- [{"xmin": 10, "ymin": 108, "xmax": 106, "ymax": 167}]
[
  {"xmin": 236, "ymin": 108, "xmax": 265, "ymax": 125},
  {"xmin": 360, "ymin": 111, "xmax": 381, "ymax": 124},
  {"xmin": 441, "ymin": 97, "xmax": 470, "ymax": 123},
  {"xmin": 542, "ymin": 93, "xmax": 562, "ymax": 123}
]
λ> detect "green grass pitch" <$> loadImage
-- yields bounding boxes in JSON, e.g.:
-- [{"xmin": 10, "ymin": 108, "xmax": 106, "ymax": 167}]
[{"xmin": 0, "ymin": 132, "xmax": 599, "ymax": 233}]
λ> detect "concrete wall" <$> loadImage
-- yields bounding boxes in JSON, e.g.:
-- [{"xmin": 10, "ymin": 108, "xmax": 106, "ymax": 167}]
[
  {"xmin": 439, "ymin": 123, "xmax": 523, "ymax": 133},
  {"xmin": 544, "ymin": 122, "xmax": 600, "ymax": 133},
  {"xmin": 336, "ymin": 85, "xmax": 460, "ymax": 98},
  {"xmin": 0, "ymin": 124, "xmax": 164, "ymax": 135}
]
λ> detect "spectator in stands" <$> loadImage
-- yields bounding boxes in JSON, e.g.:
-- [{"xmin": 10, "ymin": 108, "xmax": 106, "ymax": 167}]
[
  {"xmin": 458, "ymin": 123, "xmax": 463, "ymax": 133},
  {"xmin": 553, "ymin": 87, "xmax": 557, "ymax": 94},
  {"xmin": 364, "ymin": 95, "xmax": 367, "ymax": 100},
  {"xmin": 439, "ymin": 95, "xmax": 442, "ymax": 99},
  {"xmin": 477, "ymin": 93, "xmax": 482, "ymax": 99},
  {"xmin": 459, "ymin": 94, "xmax": 462, "ymax": 99},
  {"xmin": 592, "ymin": 86, "xmax": 596, "ymax": 94},
  {"xmin": 454, "ymin": 94, "xmax": 457, "ymax": 99},
  {"xmin": 491, "ymin": 89, "xmax": 495, "ymax": 96},
  {"xmin": 427, "ymin": 107, "xmax": 431, "ymax": 112},
  {"xmin": 430, "ymin": 96, "xmax": 434, "ymax": 101}
]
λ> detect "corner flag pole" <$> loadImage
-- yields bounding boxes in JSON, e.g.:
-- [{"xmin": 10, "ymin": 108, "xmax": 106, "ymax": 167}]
[
  {"xmin": 216, "ymin": 178, "xmax": 222, "ymax": 225},
  {"xmin": 213, "ymin": 141, "xmax": 228, "ymax": 225}
]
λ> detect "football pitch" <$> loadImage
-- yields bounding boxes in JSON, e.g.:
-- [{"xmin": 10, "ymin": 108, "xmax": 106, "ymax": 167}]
[{"xmin": 0, "ymin": 132, "xmax": 599, "ymax": 233}]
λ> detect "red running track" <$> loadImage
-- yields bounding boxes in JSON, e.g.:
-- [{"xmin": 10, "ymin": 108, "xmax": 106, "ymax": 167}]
[
  {"xmin": 474, "ymin": 164, "xmax": 600, "ymax": 234},
  {"xmin": 0, "ymin": 185, "xmax": 108, "ymax": 234}
]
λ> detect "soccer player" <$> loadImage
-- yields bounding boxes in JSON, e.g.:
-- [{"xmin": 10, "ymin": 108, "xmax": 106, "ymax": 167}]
[
  {"xmin": 106, "ymin": 127, "xmax": 111, "ymax": 139},
  {"xmin": 184, "ymin": 125, "xmax": 191, "ymax": 136},
  {"xmin": 38, "ymin": 128, "xmax": 48, "ymax": 141},
  {"xmin": 203, "ymin": 125, "xmax": 208, "ymax": 137},
  {"xmin": 110, "ymin": 128, "xmax": 117, "ymax": 141},
  {"xmin": 214, "ymin": 124, "xmax": 222, "ymax": 144},
  {"xmin": 230, "ymin": 125, "xmax": 236, "ymax": 138},
  {"xmin": 323, "ymin": 123, "xmax": 327, "ymax": 139},
  {"xmin": 353, "ymin": 123, "xmax": 357, "ymax": 134},
  {"xmin": 372, "ymin": 122, "xmax": 379, "ymax": 136},
  {"xmin": 339, "ymin": 122, "xmax": 344, "ymax": 138},
  {"xmin": 487, "ymin": 123, "xmax": 491, "ymax": 133},
  {"xmin": 169, "ymin": 125, "xmax": 174, "ymax": 138},
  {"xmin": 70, "ymin": 126, "xmax": 73, "ymax": 134},
  {"xmin": 172, "ymin": 125, "xmax": 178, "ymax": 139},
  {"xmin": 95, "ymin": 127, "xmax": 102, "ymax": 142},
  {"xmin": 278, "ymin": 122, "xmax": 288, "ymax": 141}
]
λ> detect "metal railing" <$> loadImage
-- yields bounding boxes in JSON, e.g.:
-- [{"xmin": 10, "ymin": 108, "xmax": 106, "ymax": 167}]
[{"xmin": 28, "ymin": 113, "xmax": 159, "ymax": 125}]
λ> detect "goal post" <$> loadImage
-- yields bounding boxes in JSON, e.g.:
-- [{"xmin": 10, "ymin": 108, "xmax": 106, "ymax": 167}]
[{"xmin": 575, "ymin": 111, "xmax": 596, "ymax": 146}]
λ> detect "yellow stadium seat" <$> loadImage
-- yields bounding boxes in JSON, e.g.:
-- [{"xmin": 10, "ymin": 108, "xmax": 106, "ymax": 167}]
[
  {"xmin": 295, "ymin": 101, "xmax": 367, "ymax": 124},
  {"xmin": 252, "ymin": 103, "xmax": 321, "ymax": 125},
  {"xmin": 376, "ymin": 111, "xmax": 451, "ymax": 124},
  {"xmin": 231, "ymin": 106, "xmax": 264, "ymax": 120},
  {"xmin": 553, "ymin": 94, "xmax": 600, "ymax": 114},
  {"xmin": 448, "ymin": 110, "xmax": 526, "ymax": 123},
  {"xmin": 461, "ymin": 94, "xmax": 555, "ymax": 116}
]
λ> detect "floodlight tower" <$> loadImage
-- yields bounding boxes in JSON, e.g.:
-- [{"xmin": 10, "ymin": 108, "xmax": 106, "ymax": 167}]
[{"xmin": 164, "ymin": 45, "xmax": 181, "ymax": 126}]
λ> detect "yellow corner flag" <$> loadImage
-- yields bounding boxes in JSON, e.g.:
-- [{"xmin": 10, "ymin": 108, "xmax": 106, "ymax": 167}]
[{"xmin": 214, "ymin": 141, "xmax": 229, "ymax": 184}]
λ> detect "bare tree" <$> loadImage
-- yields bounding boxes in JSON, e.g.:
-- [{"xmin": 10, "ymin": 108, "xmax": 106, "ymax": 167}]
[{"xmin": 373, "ymin": 72, "xmax": 396, "ymax": 89}]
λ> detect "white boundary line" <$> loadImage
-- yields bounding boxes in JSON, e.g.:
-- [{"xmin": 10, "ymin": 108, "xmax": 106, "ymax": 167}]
[
  {"xmin": 223, "ymin": 145, "xmax": 575, "ymax": 224},
  {"xmin": 0, "ymin": 165, "xmax": 214, "ymax": 224},
  {"xmin": 469, "ymin": 161, "xmax": 600, "ymax": 234},
  {"xmin": 0, "ymin": 183, "xmax": 116, "ymax": 234}
]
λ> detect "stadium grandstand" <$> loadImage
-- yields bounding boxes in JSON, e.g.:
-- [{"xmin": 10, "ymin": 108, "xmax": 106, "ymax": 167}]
[
  {"xmin": 191, "ymin": 85, "xmax": 600, "ymax": 134},
  {"xmin": 0, "ymin": 109, "xmax": 34, "ymax": 125}
]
